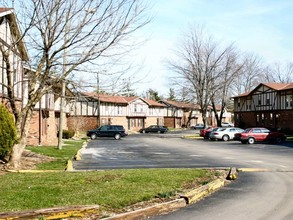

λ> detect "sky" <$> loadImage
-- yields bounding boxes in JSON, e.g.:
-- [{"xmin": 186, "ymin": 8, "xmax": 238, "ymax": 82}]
[{"xmin": 133, "ymin": 0, "xmax": 293, "ymax": 96}]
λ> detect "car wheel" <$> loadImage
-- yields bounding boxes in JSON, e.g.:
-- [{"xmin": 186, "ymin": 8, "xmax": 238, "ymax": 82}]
[
  {"xmin": 142, "ymin": 130, "xmax": 146, "ymax": 134},
  {"xmin": 247, "ymin": 137, "xmax": 255, "ymax": 144},
  {"xmin": 90, "ymin": 133, "xmax": 97, "ymax": 140},
  {"xmin": 157, "ymin": 130, "xmax": 161, "ymax": 134},
  {"xmin": 275, "ymin": 137, "xmax": 282, "ymax": 144},
  {"xmin": 222, "ymin": 135, "xmax": 229, "ymax": 141},
  {"xmin": 114, "ymin": 133, "xmax": 121, "ymax": 140}
]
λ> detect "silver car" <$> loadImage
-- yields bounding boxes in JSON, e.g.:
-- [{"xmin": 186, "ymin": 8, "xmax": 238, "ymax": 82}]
[{"xmin": 209, "ymin": 127, "xmax": 244, "ymax": 141}]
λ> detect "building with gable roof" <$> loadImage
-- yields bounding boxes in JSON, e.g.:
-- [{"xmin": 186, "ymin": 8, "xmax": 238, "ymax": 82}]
[
  {"xmin": 0, "ymin": 8, "xmax": 72, "ymax": 146},
  {"xmin": 233, "ymin": 82, "xmax": 293, "ymax": 132},
  {"xmin": 67, "ymin": 92, "xmax": 165, "ymax": 132},
  {"xmin": 0, "ymin": 8, "xmax": 29, "ymax": 110},
  {"xmin": 160, "ymin": 100, "xmax": 202, "ymax": 128}
]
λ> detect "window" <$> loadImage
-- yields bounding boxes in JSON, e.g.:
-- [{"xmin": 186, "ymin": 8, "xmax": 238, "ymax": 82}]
[
  {"xmin": 256, "ymin": 114, "xmax": 260, "ymax": 123},
  {"xmin": 258, "ymin": 95, "xmax": 261, "ymax": 105},
  {"xmin": 285, "ymin": 95, "xmax": 293, "ymax": 108},
  {"xmin": 117, "ymin": 106, "xmax": 122, "ymax": 115},
  {"xmin": 253, "ymin": 128, "xmax": 261, "ymax": 133},
  {"xmin": 134, "ymin": 104, "xmax": 137, "ymax": 112},
  {"xmin": 266, "ymin": 94, "xmax": 270, "ymax": 105}
]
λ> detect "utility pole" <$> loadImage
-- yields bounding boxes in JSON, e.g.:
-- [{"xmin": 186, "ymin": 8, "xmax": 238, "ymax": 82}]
[
  {"xmin": 57, "ymin": 81, "xmax": 65, "ymax": 150},
  {"xmin": 57, "ymin": 10, "xmax": 70, "ymax": 150},
  {"xmin": 97, "ymin": 71, "xmax": 101, "ymax": 127}
]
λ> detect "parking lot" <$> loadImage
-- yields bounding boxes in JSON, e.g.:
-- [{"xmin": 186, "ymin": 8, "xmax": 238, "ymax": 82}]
[{"xmin": 73, "ymin": 131, "xmax": 293, "ymax": 171}]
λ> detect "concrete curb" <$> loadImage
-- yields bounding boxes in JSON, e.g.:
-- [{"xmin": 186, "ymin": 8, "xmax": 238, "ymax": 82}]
[
  {"xmin": 180, "ymin": 178, "xmax": 228, "ymax": 204},
  {"xmin": 66, "ymin": 141, "xmax": 88, "ymax": 171},
  {"xmin": 74, "ymin": 141, "xmax": 88, "ymax": 161},
  {"xmin": 104, "ymin": 177, "xmax": 230, "ymax": 220},
  {"xmin": 227, "ymin": 167, "xmax": 238, "ymax": 180},
  {"xmin": 103, "ymin": 198, "xmax": 187, "ymax": 220},
  {"xmin": 0, "ymin": 205, "xmax": 100, "ymax": 220}
]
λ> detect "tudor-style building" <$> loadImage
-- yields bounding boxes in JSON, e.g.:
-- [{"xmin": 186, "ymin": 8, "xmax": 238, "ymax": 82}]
[
  {"xmin": 67, "ymin": 92, "xmax": 165, "ymax": 132},
  {"xmin": 233, "ymin": 82, "xmax": 293, "ymax": 132},
  {"xmin": 0, "ymin": 8, "xmax": 29, "ymax": 111},
  {"xmin": 160, "ymin": 100, "xmax": 202, "ymax": 128}
]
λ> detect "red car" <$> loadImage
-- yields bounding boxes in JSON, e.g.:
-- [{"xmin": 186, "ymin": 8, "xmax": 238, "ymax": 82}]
[
  {"xmin": 234, "ymin": 127, "xmax": 286, "ymax": 144},
  {"xmin": 200, "ymin": 127, "xmax": 214, "ymax": 139}
]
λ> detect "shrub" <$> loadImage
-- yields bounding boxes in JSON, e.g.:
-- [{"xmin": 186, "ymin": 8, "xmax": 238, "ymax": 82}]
[
  {"xmin": 0, "ymin": 104, "xmax": 17, "ymax": 159},
  {"xmin": 62, "ymin": 130, "xmax": 75, "ymax": 139}
]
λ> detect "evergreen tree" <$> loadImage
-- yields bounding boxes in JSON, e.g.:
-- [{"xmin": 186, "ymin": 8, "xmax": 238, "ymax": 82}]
[
  {"xmin": 167, "ymin": 88, "xmax": 176, "ymax": 101},
  {"xmin": 0, "ymin": 104, "xmax": 17, "ymax": 160}
]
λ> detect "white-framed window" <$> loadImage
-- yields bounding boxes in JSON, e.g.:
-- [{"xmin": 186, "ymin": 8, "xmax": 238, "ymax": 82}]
[{"xmin": 285, "ymin": 95, "xmax": 293, "ymax": 108}]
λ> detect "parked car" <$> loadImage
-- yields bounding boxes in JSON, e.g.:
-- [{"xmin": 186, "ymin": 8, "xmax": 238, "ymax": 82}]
[
  {"xmin": 221, "ymin": 122, "xmax": 234, "ymax": 127},
  {"xmin": 139, "ymin": 125, "xmax": 168, "ymax": 134},
  {"xmin": 191, "ymin": 123, "xmax": 205, "ymax": 130},
  {"xmin": 234, "ymin": 127, "xmax": 286, "ymax": 144},
  {"xmin": 87, "ymin": 125, "xmax": 128, "ymax": 140},
  {"xmin": 200, "ymin": 127, "xmax": 219, "ymax": 139},
  {"xmin": 209, "ymin": 127, "xmax": 244, "ymax": 141}
]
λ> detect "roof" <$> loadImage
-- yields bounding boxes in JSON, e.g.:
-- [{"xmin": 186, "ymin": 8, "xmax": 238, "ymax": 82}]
[
  {"xmin": 83, "ymin": 93, "xmax": 165, "ymax": 107},
  {"xmin": 141, "ymin": 98, "xmax": 166, "ymax": 107},
  {"xmin": 83, "ymin": 92, "xmax": 129, "ymax": 104},
  {"xmin": 161, "ymin": 100, "xmax": 200, "ymax": 109},
  {"xmin": 233, "ymin": 82, "xmax": 293, "ymax": 98},
  {"xmin": 0, "ymin": 8, "xmax": 29, "ymax": 61}
]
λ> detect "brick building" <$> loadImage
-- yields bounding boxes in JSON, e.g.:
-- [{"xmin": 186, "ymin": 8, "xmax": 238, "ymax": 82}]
[
  {"xmin": 233, "ymin": 82, "xmax": 293, "ymax": 133},
  {"xmin": 67, "ymin": 93, "xmax": 165, "ymax": 132}
]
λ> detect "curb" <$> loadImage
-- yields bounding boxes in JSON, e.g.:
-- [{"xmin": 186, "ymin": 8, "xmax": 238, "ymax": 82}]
[
  {"xmin": 0, "ymin": 205, "xmax": 100, "ymax": 220},
  {"xmin": 180, "ymin": 178, "xmax": 228, "ymax": 204},
  {"xmin": 66, "ymin": 141, "xmax": 88, "ymax": 171},
  {"xmin": 104, "ymin": 176, "xmax": 231, "ymax": 220},
  {"xmin": 74, "ymin": 141, "xmax": 88, "ymax": 161},
  {"xmin": 103, "ymin": 199, "xmax": 187, "ymax": 220},
  {"xmin": 238, "ymin": 168, "xmax": 271, "ymax": 172},
  {"xmin": 226, "ymin": 167, "xmax": 238, "ymax": 180}
]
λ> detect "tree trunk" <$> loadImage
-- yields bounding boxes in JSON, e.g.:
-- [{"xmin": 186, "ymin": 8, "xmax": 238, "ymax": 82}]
[{"xmin": 8, "ymin": 108, "xmax": 32, "ymax": 169}]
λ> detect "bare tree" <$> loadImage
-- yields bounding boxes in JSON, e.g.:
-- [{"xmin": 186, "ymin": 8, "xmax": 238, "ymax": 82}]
[
  {"xmin": 168, "ymin": 26, "xmax": 242, "ymax": 126},
  {"xmin": 231, "ymin": 53, "xmax": 265, "ymax": 95},
  {"xmin": 2, "ymin": 0, "xmax": 150, "ymax": 168},
  {"xmin": 263, "ymin": 62, "xmax": 293, "ymax": 83},
  {"xmin": 210, "ymin": 48, "xmax": 244, "ymax": 126}
]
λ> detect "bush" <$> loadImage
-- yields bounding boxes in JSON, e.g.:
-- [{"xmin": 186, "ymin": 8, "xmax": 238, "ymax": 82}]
[
  {"xmin": 0, "ymin": 104, "xmax": 17, "ymax": 159},
  {"xmin": 62, "ymin": 130, "xmax": 75, "ymax": 139}
]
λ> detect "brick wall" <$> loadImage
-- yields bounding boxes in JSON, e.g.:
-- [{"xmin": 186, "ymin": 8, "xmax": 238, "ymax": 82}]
[
  {"xmin": 27, "ymin": 110, "xmax": 58, "ymax": 146},
  {"xmin": 67, "ymin": 116, "xmax": 98, "ymax": 132},
  {"xmin": 164, "ymin": 117, "xmax": 175, "ymax": 128},
  {"xmin": 234, "ymin": 110, "xmax": 293, "ymax": 133}
]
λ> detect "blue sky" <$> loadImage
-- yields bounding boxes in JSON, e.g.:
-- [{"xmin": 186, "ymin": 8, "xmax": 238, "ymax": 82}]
[{"xmin": 135, "ymin": 0, "xmax": 293, "ymax": 96}]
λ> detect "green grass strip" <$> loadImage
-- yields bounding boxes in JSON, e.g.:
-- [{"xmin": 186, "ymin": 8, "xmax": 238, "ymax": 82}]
[{"xmin": 0, "ymin": 168, "xmax": 216, "ymax": 213}]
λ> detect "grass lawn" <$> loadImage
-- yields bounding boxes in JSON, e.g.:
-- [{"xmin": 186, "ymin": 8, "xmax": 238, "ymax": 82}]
[
  {"xmin": 26, "ymin": 139, "xmax": 85, "ymax": 170},
  {"xmin": 0, "ymin": 139, "xmax": 225, "ymax": 216}
]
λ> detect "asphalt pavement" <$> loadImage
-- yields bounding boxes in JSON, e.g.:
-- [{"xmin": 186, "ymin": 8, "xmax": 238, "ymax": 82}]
[{"xmin": 72, "ymin": 130, "xmax": 293, "ymax": 219}]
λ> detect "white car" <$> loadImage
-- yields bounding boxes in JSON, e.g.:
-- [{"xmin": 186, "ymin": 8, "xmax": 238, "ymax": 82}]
[
  {"xmin": 210, "ymin": 127, "xmax": 244, "ymax": 141},
  {"xmin": 221, "ymin": 122, "xmax": 234, "ymax": 127}
]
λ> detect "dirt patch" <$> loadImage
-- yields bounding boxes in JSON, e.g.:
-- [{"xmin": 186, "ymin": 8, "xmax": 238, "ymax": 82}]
[{"xmin": 0, "ymin": 150, "xmax": 55, "ymax": 174}]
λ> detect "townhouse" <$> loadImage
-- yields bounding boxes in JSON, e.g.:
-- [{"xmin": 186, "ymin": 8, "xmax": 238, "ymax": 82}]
[
  {"xmin": 160, "ymin": 100, "xmax": 201, "ymax": 128},
  {"xmin": 0, "ymin": 8, "xmax": 28, "ymax": 112},
  {"xmin": 160, "ymin": 100, "xmax": 233, "ymax": 128},
  {"xmin": 67, "ymin": 92, "xmax": 165, "ymax": 132},
  {"xmin": 233, "ymin": 82, "xmax": 293, "ymax": 133},
  {"xmin": 0, "ymin": 8, "xmax": 68, "ymax": 146}
]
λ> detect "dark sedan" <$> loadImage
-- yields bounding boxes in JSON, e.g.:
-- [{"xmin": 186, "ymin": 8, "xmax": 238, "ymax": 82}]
[{"xmin": 139, "ymin": 125, "xmax": 168, "ymax": 134}]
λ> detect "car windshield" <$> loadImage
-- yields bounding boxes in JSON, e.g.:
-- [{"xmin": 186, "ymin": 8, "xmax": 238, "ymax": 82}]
[{"xmin": 243, "ymin": 128, "xmax": 251, "ymax": 133}]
